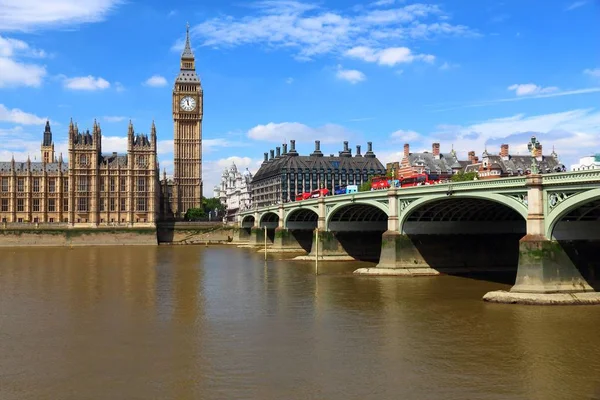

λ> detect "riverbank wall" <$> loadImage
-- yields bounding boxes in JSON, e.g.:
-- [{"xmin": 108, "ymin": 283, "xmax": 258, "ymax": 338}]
[{"xmin": 0, "ymin": 222, "xmax": 235, "ymax": 247}]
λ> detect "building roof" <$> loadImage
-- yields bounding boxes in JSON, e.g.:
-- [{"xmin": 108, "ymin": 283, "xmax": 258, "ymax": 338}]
[
  {"xmin": 0, "ymin": 162, "xmax": 68, "ymax": 173},
  {"xmin": 405, "ymin": 152, "xmax": 463, "ymax": 175},
  {"xmin": 99, "ymin": 153, "xmax": 128, "ymax": 167},
  {"xmin": 42, "ymin": 121, "xmax": 52, "ymax": 146},
  {"xmin": 483, "ymin": 154, "xmax": 564, "ymax": 174},
  {"xmin": 252, "ymin": 151, "xmax": 385, "ymax": 182},
  {"xmin": 181, "ymin": 23, "xmax": 194, "ymax": 59}
]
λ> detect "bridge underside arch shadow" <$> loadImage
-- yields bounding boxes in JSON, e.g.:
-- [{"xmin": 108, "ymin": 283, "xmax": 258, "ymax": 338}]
[
  {"xmin": 549, "ymin": 189, "xmax": 600, "ymax": 290},
  {"xmin": 364, "ymin": 197, "xmax": 527, "ymax": 281},
  {"xmin": 283, "ymin": 208, "xmax": 318, "ymax": 252},
  {"xmin": 314, "ymin": 204, "xmax": 388, "ymax": 261}
]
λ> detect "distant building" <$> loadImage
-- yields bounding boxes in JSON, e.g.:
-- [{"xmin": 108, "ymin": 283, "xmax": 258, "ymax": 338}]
[
  {"xmin": 251, "ymin": 140, "xmax": 385, "ymax": 207},
  {"xmin": 571, "ymin": 154, "xmax": 600, "ymax": 171},
  {"xmin": 214, "ymin": 162, "xmax": 253, "ymax": 222},
  {"xmin": 387, "ymin": 143, "xmax": 464, "ymax": 180},
  {"xmin": 464, "ymin": 137, "xmax": 565, "ymax": 179}
]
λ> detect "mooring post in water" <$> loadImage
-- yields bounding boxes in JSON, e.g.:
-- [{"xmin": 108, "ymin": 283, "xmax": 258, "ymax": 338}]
[
  {"xmin": 264, "ymin": 225, "xmax": 267, "ymax": 261},
  {"xmin": 315, "ymin": 229, "xmax": 319, "ymax": 275}
]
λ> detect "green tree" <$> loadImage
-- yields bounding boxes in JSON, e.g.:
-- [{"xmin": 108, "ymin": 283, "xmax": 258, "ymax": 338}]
[
  {"xmin": 202, "ymin": 197, "xmax": 225, "ymax": 213},
  {"xmin": 359, "ymin": 177, "xmax": 373, "ymax": 192},
  {"xmin": 451, "ymin": 171, "xmax": 478, "ymax": 182},
  {"xmin": 185, "ymin": 207, "xmax": 206, "ymax": 221}
]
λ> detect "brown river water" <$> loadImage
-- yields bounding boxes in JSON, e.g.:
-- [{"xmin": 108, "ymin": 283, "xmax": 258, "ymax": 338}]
[{"xmin": 1, "ymin": 245, "xmax": 599, "ymax": 400}]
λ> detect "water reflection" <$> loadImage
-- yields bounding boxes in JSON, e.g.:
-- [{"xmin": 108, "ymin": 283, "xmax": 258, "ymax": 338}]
[{"xmin": 0, "ymin": 246, "xmax": 599, "ymax": 400}]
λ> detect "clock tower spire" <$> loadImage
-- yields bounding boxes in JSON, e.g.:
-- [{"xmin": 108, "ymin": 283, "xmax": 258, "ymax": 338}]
[{"xmin": 171, "ymin": 23, "xmax": 203, "ymax": 217}]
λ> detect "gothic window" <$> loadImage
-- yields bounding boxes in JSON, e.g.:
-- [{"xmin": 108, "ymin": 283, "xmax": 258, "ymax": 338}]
[
  {"xmin": 78, "ymin": 177, "xmax": 88, "ymax": 192},
  {"xmin": 79, "ymin": 154, "xmax": 87, "ymax": 165},
  {"xmin": 136, "ymin": 156, "xmax": 146, "ymax": 167},
  {"xmin": 63, "ymin": 198, "xmax": 68, "ymax": 212},
  {"xmin": 48, "ymin": 199, "xmax": 55, "ymax": 212},
  {"xmin": 77, "ymin": 197, "xmax": 88, "ymax": 212},
  {"xmin": 17, "ymin": 178, "xmax": 24, "ymax": 192},
  {"xmin": 110, "ymin": 198, "xmax": 116, "ymax": 212},
  {"xmin": 49, "ymin": 178, "xmax": 56, "ymax": 193},
  {"xmin": 137, "ymin": 177, "xmax": 146, "ymax": 192},
  {"xmin": 120, "ymin": 178, "xmax": 126, "ymax": 192},
  {"xmin": 137, "ymin": 198, "xmax": 146, "ymax": 212},
  {"xmin": 1, "ymin": 177, "xmax": 8, "ymax": 192},
  {"xmin": 17, "ymin": 198, "xmax": 24, "ymax": 212},
  {"xmin": 63, "ymin": 178, "xmax": 68, "ymax": 192},
  {"xmin": 33, "ymin": 178, "xmax": 40, "ymax": 193},
  {"xmin": 1, "ymin": 198, "xmax": 8, "ymax": 212},
  {"xmin": 100, "ymin": 178, "xmax": 105, "ymax": 192},
  {"xmin": 44, "ymin": 153, "xmax": 49, "ymax": 163},
  {"xmin": 110, "ymin": 177, "xmax": 116, "ymax": 192},
  {"xmin": 32, "ymin": 199, "xmax": 40, "ymax": 212},
  {"xmin": 120, "ymin": 198, "xmax": 126, "ymax": 211}
]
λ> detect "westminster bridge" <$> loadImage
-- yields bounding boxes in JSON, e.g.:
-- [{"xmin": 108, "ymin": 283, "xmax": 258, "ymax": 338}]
[{"xmin": 237, "ymin": 171, "xmax": 600, "ymax": 304}]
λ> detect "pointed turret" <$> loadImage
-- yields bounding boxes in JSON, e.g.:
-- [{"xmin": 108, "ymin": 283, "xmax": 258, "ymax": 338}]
[
  {"xmin": 42, "ymin": 120, "xmax": 52, "ymax": 146},
  {"xmin": 151, "ymin": 120, "xmax": 157, "ymax": 145},
  {"xmin": 182, "ymin": 22, "xmax": 194, "ymax": 60}
]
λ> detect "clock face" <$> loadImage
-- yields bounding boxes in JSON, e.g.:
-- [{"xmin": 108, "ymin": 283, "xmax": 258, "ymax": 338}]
[{"xmin": 180, "ymin": 96, "xmax": 196, "ymax": 112}]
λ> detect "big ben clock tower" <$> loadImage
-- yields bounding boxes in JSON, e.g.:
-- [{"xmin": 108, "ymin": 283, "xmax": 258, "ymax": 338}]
[{"xmin": 172, "ymin": 23, "xmax": 203, "ymax": 217}]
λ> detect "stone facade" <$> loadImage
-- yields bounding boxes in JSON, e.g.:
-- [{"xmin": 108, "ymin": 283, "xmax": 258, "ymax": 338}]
[
  {"xmin": 162, "ymin": 23, "xmax": 204, "ymax": 218},
  {"xmin": 0, "ymin": 120, "xmax": 158, "ymax": 226},
  {"xmin": 251, "ymin": 140, "xmax": 385, "ymax": 207},
  {"xmin": 388, "ymin": 142, "xmax": 464, "ymax": 180},
  {"xmin": 214, "ymin": 163, "xmax": 253, "ymax": 221}
]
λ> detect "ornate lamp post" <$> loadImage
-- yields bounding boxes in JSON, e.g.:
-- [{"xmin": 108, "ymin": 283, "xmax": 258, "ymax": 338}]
[{"xmin": 527, "ymin": 136, "xmax": 541, "ymax": 174}]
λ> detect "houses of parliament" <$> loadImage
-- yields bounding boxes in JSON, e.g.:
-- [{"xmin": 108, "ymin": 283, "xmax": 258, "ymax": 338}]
[{"xmin": 0, "ymin": 25, "xmax": 204, "ymax": 227}]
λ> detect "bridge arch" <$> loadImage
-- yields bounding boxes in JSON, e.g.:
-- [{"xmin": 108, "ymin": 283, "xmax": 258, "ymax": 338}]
[
  {"xmin": 285, "ymin": 208, "xmax": 319, "ymax": 230},
  {"xmin": 399, "ymin": 193, "xmax": 528, "ymax": 233},
  {"xmin": 241, "ymin": 215, "xmax": 255, "ymax": 228},
  {"xmin": 326, "ymin": 202, "xmax": 388, "ymax": 232},
  {"xmin": 259, "ymin": 212, "xmax": 279, "ymax": 229},
  {"xmin": 546, "ymin": 188, "xmax": 600, "ymax": 239}
]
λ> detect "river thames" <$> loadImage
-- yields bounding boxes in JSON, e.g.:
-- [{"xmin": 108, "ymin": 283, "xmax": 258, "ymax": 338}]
[{"xmin": 1, "ymin": 245, "xmax": 599, "ymax": 400}]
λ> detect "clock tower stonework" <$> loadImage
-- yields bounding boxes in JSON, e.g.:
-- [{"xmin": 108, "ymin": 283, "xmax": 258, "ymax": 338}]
[{"xmin": 172, "ymin": 24, "xmax": 203, "ymax": 216}]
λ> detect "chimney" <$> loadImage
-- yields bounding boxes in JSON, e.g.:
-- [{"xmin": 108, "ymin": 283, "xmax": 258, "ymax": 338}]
[
  {"xmin": 264, "ymin": 152, "xmax": 268, "ymax": 162},
  {"xmin": 276, "ymin": 147, "xmax": 281, "ymax": 157},
  {"xmin": 432, "ymin": 142, "xmax": 440, "ymax": 159},
  {"xmin": 403, "ymin": 143, "xmax": 410, "ymax": 158},
  {"xmin": 500, "ymin": 144, "xmax": 509, "ymax": 160},
  {"xmin": 473, "ymin": 156, "xmax": 479, "ymax": 164},
  {"xmin": 288, "ymin": 139, "xmax": 298, "ymax": 156},
  {"xmin": 468, "ymin": 151, "xmax": 475, "ymax": 163},
  {"xmin": 269, "ymin": 149, "xmax": 275, "ymax": 160},
  {"xmin": 355, "ymin": 145, "xmax": 362, "ymax": 157},
  {"xmin": 364, "ymin": 142, "xmax": 375, "ymax": 158},
  {"xmin": 112, "ymin": 152, "xmax": 117, "ymax": 157},
  {"xmin": 310, "ymin": 140, "xmax": 323, "ymax": 157},
  {"xmin": 282, "ymin": 143, "xmax": 288, "ymax": 154},
  {"xmin": 340, "ymin": 141, "xmax": 351, "ymax": 157},
  {"xmin": 344, "ymin": 141, "xmax": 349, "ymax": 152}
]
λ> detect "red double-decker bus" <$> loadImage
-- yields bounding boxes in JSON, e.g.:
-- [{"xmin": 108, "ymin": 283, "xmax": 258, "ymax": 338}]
[
  {"xmin": 400, "ymin": 173, "xmax": 441, "ymax": 187},
  {"xmin": 371, "ymin": 176, "xmax": 391, "ymax": 190}
]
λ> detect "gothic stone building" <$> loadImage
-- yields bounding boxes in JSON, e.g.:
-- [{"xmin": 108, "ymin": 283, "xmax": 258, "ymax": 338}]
[
  {"xmin": 0, "ymin": 120, "xmax": 158, "ymax": 226},
  {"xmin": 386, "ymin": 142, "xmax": 464, "ymax": 181},
  {"xmin": 251, "ymin": 140, "xmax": 385, "ymax": 207},
  {"xmin": 161, "ymin": 24, "xmax": 204, "ymax": 218}
]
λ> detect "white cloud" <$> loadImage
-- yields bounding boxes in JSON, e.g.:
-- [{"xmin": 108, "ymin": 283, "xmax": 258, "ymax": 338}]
[
  {"xmin": 507, "ymin": 83, "xmax": 559, "ymax": 96},
  {"xmin": 439, "ymin": 61, "xmax": 459, "ymax": 70},
  {"xmin": 285, "ymin": 77, "xmax": 294, "ymax": 84},
  {"xmin": 103, "ymin": 116, "xmax": 126, "ymax": 123},
  {"xmin": 188, "ymin": 1, "xmax": 476, "ymax": 62},
  {"xmin": 345, "ymin": 46, "xmax": 434, "ymax": 66},
  {"xmin": 0, "ymin": 56, "xmax": 46, "ymax": 87},
  {"xmin": 336, "ymin": 65, "xmax": 366, "ymax": 84},
  {"xmin": 584, "ymin": 68, "xmax": 600, "ymax": 78},
  {"xmin": 0, "ymin": 104, "xmax": 47, "ymax": 124},
  {"xmin": 371, "ymin": 0, "xmax": 396, "ymax": 6},
  {"xmin": 0, "ymin": 0, "xmax": 123, "ymax": 32},
  {"xmin": 390, "ymin": 129, "xmax": 420, "ymax": 143},
  {"xmin": 63, "ymin": 75, "xmax": 110, "ymax": 91},
  {"xmin": 247, "ymin": 122, "xmax": 352, "ymax": 144},
  {"xmin": 114, "ymin": 82, "xmax": 125, "ymax": 92},
  {"xmin": 565, "ymin": 1, "xmax": 589, "ymax": 11},
  {"xmin": 156, "ymin": 140, "xmax": 173, "ymax": 155},
  {"xmin": 144, "ymin": 75, "xmax": 168, "ymax": 87}
]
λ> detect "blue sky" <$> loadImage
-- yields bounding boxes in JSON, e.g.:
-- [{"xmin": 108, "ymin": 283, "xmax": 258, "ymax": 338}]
[{"xmin": 0, "ymin": 0, "xmax": 599, "ymax": 194}]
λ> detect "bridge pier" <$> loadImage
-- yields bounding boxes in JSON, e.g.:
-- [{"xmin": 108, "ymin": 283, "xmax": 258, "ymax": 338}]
[
  {"xmin": 354, "ymin": 231, "xmax": 439, "ymax": 276},
  {"xmin": 271, "ymin": 228, "xmax": 312, "ymax": 253},
  {"xmin": 484, "ymin": 175, "xmax": 600, "ymax": 305}
]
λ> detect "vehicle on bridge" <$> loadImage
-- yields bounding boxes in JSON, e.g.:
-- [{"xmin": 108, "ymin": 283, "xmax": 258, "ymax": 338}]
[
  {"xmin": 371, "ymin": 177, "xmax": 400, "ymax": 191},
  {"xmin": 400, "ymin": 173, "xmax": 442, "ymax": 187},
  {"xmin": 334, "ymin": 185, "xmax": 359, "ymax": 195},
  {"xmin": 295, "ymin": 188, "xmax": 330, "ymax": 201}
]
